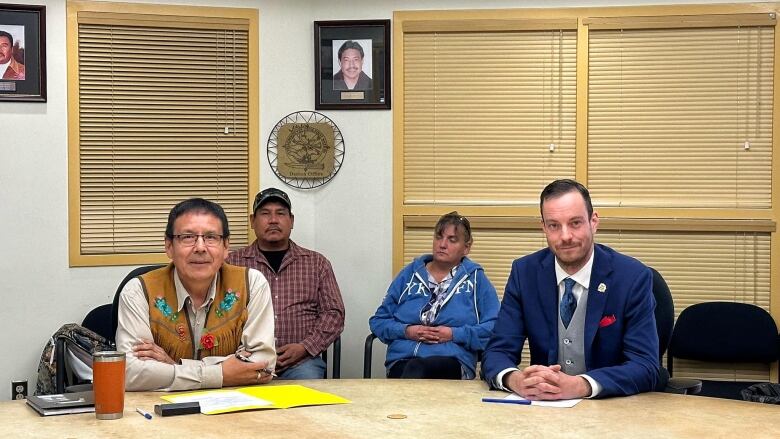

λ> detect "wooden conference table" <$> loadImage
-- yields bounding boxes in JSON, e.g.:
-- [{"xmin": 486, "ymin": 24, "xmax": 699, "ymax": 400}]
[{"xmin": 3, "ymin": 379, "xmax": 779, "ymax": 438}]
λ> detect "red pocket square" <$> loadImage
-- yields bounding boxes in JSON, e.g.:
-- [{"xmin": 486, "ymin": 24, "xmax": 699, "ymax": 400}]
[{"xmin": 599, "ymin": 315, "xmax": 617, "ymax": 328}]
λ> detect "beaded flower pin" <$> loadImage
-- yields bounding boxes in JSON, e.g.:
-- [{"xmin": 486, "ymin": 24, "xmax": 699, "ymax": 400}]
[
  {"xmin": 200, "ymin": 333, "xmax": 218, "ymax": 350},
  {"xmin": 215, "ymin": 289, "xmax": 240, "ymax": 318},
  {"xmin": 154, "ymin": 296, "xmax": 179, "ymax": 322}
]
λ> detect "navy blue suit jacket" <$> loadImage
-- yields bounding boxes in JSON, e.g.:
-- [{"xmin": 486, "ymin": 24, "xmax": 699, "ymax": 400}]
[{"xmin": 482, "ymin": 244, "xmax": 659, "ymax": 397}]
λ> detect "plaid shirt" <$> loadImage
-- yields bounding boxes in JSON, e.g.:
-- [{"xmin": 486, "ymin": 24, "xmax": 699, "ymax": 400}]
[{"xmin": 226, "ymin": 240, "xmax": 345, "ymax": 356}]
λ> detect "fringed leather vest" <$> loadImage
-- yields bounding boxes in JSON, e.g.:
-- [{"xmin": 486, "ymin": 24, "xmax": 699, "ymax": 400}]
[{"xmin": 139, "ymin": 263, "xmax": 249, "ymax": 362}]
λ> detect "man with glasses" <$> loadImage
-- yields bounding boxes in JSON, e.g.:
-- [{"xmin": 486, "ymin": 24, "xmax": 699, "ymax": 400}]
[
  {"xmin": 116, "ymin": 198, "xmax": 276, "ymax": 391},
  {"xmin": 482, "ymin": 179, "xmax": 659, "ymax": 399},
  {"xmin": 227, "ymin": 188, "xmax": 345, "ymax": 379}
]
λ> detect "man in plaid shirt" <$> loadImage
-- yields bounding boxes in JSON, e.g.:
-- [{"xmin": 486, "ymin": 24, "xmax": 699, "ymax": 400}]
[{"xmin": 227, "ymin": 188, "xmax": 345, "ymax": 379}]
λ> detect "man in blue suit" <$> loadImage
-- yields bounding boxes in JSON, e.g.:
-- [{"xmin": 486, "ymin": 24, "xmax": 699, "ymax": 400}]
[{"xmin": 482, "ymin": 179, "xmax": 659, "ymax": 399}]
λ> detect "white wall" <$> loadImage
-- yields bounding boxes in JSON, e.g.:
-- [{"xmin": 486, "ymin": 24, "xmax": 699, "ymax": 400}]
[{"xmin": 0, "ymin": 0, "xmax": 751, "ymax": 399}]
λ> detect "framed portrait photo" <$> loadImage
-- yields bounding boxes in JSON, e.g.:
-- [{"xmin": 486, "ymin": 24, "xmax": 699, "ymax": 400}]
[
  {"xmin": 315, "ymin": 19, "xmax": 390, "ymax": 110},
  {"xmin": 0, "ymin": 4, "xmax": 46, "ymax": 102}
]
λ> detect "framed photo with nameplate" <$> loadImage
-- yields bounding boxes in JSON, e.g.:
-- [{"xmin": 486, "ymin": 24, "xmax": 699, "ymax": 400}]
[
  {"xmin": 314, "ymin": 19, "xmax": 390, "ymax": 110},
  {"xmin": 0, "ymin": 4, "xmax": 46, "ymax": 102}
]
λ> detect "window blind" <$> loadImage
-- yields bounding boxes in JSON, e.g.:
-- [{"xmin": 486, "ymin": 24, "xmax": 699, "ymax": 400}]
[
  {"xmin": 588, "ymin": 20, "xmax": 774, "ymax": 208},
  {"xmin": 75, "ymin": 16, "xmax": 250, "ymax": 256},
  {"xmin": 403, "ymin": 29, "xmax": 577, "ymax": 205}
]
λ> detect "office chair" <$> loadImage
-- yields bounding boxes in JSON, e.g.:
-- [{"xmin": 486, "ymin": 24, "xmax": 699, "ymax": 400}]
[
  {"xmin": 650, "ymin": 268, "xmax": 673, "ymax": 362},
  {"xmin": 81, "ymin": 304, "xmax": 115, "ymax": 343},
  {"xmin": 651, "ymin": 267, "xmax": 673, "ymax": 391},
  {"xmin": 667, "ymin": 301, "xmax": 780, "ymax": 400},
  {"xmin": 649, "ymin": 267, "xmax": 701, "ymax": 394},
  {"xmin": 110, "ymin": 264, "xmax": 165, "ymax": 341},
  {"xmin": 364, "ymin": 333, "xmax": 379, "ymax": 378},
  {"xmin": 321, "ymin": 336, "xmax": 342, "ymax": 378}
]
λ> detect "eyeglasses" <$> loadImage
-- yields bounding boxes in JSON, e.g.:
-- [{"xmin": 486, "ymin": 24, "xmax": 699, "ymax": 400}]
[{"xmin": 172, "ymin": 233, "xmax": 224, "ymax": 246}]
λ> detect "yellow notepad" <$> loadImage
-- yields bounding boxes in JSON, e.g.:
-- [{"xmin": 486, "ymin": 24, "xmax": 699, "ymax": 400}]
[{"xmin": 162, "ymin": 384, "xmax": 350, "ymax": 415}]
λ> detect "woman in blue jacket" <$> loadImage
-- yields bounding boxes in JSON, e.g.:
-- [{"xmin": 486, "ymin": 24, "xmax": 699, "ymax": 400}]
[{"xmin": 369, "ymin": 212, "xmax": 500, "ymax": 379}]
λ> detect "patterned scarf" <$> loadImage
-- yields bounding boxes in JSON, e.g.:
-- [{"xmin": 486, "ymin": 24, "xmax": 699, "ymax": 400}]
[{"xmin": 420, "ymin": 265, "xmax": 459, "ymax": 325}]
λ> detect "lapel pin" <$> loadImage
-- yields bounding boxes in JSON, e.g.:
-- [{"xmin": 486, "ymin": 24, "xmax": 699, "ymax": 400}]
[{"xmin": 597, "ymin": 283, "xmax": 607, "ymax": 293}]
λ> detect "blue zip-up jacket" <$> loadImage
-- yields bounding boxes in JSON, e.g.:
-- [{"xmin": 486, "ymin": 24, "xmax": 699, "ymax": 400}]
[{"xmin": 369, "ymin": 255, "xmax": 500, "ymax": 378}]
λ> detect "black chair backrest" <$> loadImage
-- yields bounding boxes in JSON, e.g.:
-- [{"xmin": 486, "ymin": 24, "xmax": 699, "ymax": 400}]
[
  {"xmin": 669, "ymin": 301, "xmax": 779, "ymax": 363},
  {"xmin": 364, "ymin": 333, "xmax": 378, "ymax": 378},
  {"xmin": 82, "ymin": 304, "xmax": 114, "ymax": 342},
  {"xmin": 321, "ymin": 336, "xmax": 341, "ymax": 379},
  {"xmin": 110, "ymin": 264, "xmax": 165, "ymax": 343},
  {"xmin": 650, "ymin": 267, "xmax": 674, "ymax": 359}
]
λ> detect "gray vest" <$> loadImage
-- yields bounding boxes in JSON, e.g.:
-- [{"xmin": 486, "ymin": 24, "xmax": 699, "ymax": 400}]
[{"xmin": 558, "ymin": 288, "xmax": 588, "ymax": 375}]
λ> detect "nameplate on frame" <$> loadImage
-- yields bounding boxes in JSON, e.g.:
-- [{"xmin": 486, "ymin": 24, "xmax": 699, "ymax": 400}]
[{"xmin": 340, "ymin": 91, "xmax": 365, "ymax": 100}]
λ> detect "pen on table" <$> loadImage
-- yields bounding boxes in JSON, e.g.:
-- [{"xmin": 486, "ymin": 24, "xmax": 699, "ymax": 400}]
[
  {"xmin": 136, "ymin": 407, "xmax": 153, "ymax": 419},
  {"xmin": 481, "ymin": 397, "xmax": 532, "ymax": 405}
]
